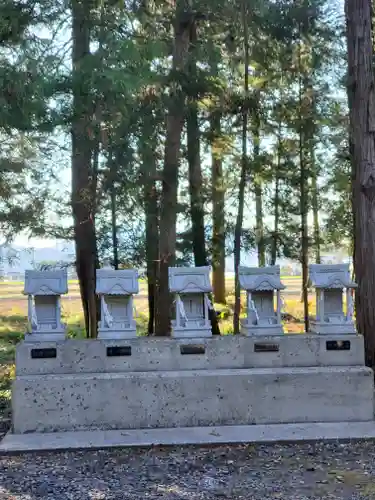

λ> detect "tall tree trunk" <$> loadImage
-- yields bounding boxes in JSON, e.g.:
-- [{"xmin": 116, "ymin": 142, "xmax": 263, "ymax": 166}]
[
  {"xmin": 299, "ymin": 132, "xmax": 309, "ymax": 333},
  {"xmin": 140, "ymin": 101, "xmax": 159, "ymax": 335},
  {"xmin": 71, "ymin": 0, "xmax": 97, "ymax": 338},
  {"xmin": 91, "ymin": 133, "xmax": 101, "ymax": 325},
  {"xmin": 253, "ymin": 100, "xmax": 265, "ymax": 266},
  {"xmin": 91, "ymin": 134, "xmax": 101, "ymax": 272},
  {"xmin": 155, "ymin": 0, "xmax": 191, "ymax": 336},
  {"xmin": 346, "ymin": 0, "xmax": 375, "ymax": 367},
  {"xmin": 109, "ymin": 150, "xmax": 119, "ymax": 270},
  {"xmin": 271, "ymin": 119, "xmax": 282, "ymax": 266},
  {"xmin": 233, "ymin": 0, "xmax": 249, "ymax": 334},
  {"xmin": 111, "ymin": 190, "xmax": 118, "ymax": 269},
  {"xmin": 91, "ymin": 136, "xmax": 99, "ymax": 221},
  {"xmin": 211, "ymin": 110, "xmax": 226, "ymax": 304},
  {"xmin": 187, "ymin": 20, "xmax": 206, "ymax": 267},
  {"xmin": 186, "ymin": 18, "xmax": 220, "ymax": 335},
  {"xmin": 311, "ymin": 149, "xmax": 321, "ymax": 264},
  {"xmin": 298, "ymin": 36, "xmax": 309, "ymax": 333}
]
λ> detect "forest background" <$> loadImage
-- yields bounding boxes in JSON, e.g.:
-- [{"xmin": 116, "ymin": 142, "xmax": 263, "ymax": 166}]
[{"xmin": 0, "ymin": 0, "xmax": 352, "ymax": 342}]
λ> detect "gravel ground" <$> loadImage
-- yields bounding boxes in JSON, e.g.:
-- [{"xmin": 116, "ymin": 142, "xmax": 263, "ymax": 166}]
[{"xmin": 1, "ymin": 441, "xmax": 375, "ymax": 499}]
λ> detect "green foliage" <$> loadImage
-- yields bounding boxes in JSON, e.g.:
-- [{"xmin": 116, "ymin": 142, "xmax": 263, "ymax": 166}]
[
  {"xmin": 0, "ymin": 0, "xmax": 65, "ymax": 244},
  {"xmin": 0, "ymin": 0, "xmax": 350, "ymax": 269}
]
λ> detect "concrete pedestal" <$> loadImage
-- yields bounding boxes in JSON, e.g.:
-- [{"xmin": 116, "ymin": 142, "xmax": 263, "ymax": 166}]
[
  {"xmin": 310, "ymin": 320, "xmax": 356, "ymax": 335},
  {"xmin": 24, "ymin": 331, "xmax": 66, "ymax": 342},
  {"xmin": 10, "ymin": 335, "xmax": 373, "ymax": 436},
  {"xmin": 171, "ymin": 327, "xmax": 212, "ymax": 338},
  {"xmin": 240, "ymin": 322, "xmax": 283, "ymax": 336},
  {"xmin": 97, "ymin": 328, "xmax": 137, "ymax": 339},
  {"xmin": 12, "ymin": 365, "xmax": 374, "ymax": 434},
  {"xmin": 14, "ymin": 335, "xmax": 367, "ymax": 375}
]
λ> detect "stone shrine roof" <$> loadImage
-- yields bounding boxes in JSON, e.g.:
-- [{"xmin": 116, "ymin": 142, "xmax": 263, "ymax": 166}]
[
  {"xmin": 239, "ymin": 266, "xmax": 285, "ymax": 291},
  {"xmin": 96, "ymin": 269, "xmax": 139, "ymax": 295},
  {"xmin": 169, "ymin": 266, "xmax": 212, "ymax": 294},
  {"xmin": 23, "ymin": 269, "xmax": 68, "ymax": 295},
  {"xmin": 309, "ymin": 264, "xmax": 357, "ymax": 289}
]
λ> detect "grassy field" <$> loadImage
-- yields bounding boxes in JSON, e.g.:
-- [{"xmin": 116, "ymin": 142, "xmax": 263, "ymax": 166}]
[{"xmin": 0, "ymin": 275, "xmax": 315, "ymax": 432}]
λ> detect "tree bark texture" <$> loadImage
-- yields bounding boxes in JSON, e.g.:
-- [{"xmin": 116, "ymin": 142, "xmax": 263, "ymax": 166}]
[
  {"xmin": 140, "ymin": 100, "xmax": 159, "ymax": 335},
  {"xmin": 299, "ymin": 128, "xmax": 309, "ymax": 333},
  {"xmin": 297, "ymin": 28, "xmax": 310, "ymax": 333},
  {"xmin": 233, "ymin": 0, "xmax": 249, "ymax": 334},
  {"xmin": 271, "ymin": 119, "xmax": 282, "ymax": 266},
  {"xmin": 71, "ymin": 0, "xmax": 98, "ymax": 338},
  {"xmin": 211, "ymin": 110, "xmax": 226, "ymax": 304},
  {"xmin": 311, "ymin": 150, "xmax": 321, "ymax": 264},
  {"xmin": 155, "ymin": 0, "xmax": 191, "ymax": 336},
  {"xmin": 109, "ymin": 150, "xmax": 119, "ymax": 270},
  {"xmin": 187, "ymin": 103, "xmax": 220, "ymax": 334},
  {"xmin": 187, "ymin": 21, "xmax": 207, "ymax": 268},
  {"xmin": 253, "ymin": 100, "xmax": 265, "ymax": 267},
  {"xmin": 346, "ymin": 0, "xmax": 375, "ymax": 367},
  {"xmin": 186, "ymin": 16, "xmax": 220, "ymax": 335}
]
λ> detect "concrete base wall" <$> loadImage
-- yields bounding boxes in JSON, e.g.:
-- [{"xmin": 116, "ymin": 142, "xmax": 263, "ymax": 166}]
[
  {"xmin": 171, "ymin": 327, "xmax": 212, "ymax": 338},
  {"xmin": 240, "ymin": 324, "xmax": 284, "ymax": 336},
  {"xmin": 310, "ymin": 320, "xmax": 356, "ymax": 335},
  {"xmin": 15, "ymin": 334, "xmax": 365, "ymax": 376},
  {"xmin": 13, "ymin": 335, "xmax": 373, "ymax": 436},
  {"xmin": 24, "ymin": 332, "xmax": 66, "ymax": 342},
  {"xmin": 97, "ymin": 329, "xmax": 137, "ymax": 339},
  {"xmin": 12, "ymin": 366, "xmax": 374, "ymax": 433}
]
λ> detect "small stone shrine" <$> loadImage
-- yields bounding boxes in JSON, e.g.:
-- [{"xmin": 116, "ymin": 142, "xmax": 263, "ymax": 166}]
[
  {"xmin": 23, "ymin": 269, "xmax": 68, "ymax": 341},
  {"xmin": 239, "ymin": 265, "xmax": 285, "ymax": 335},
  {"xmin": 309, "ymin": 263, "xmax": 357, "ymax": 334},
  {"xmin": 96, "ymin": 269, "xmax": 139, "ymax": 339},
  {"xmin": 169, "ymin": 266, "xmax": 212, "ymax": 337}
]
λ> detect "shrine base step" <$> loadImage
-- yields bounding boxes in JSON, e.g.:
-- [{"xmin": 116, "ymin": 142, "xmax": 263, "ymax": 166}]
[
  {"xmin": 12, "ymin": 366, "xmax": 374, "ymax": 434},
  {"xmin": 4, "ymin": 422, "xmax": 375, "ymax": 453},
  {"xmin": 15, "ymin": 335, "xmax": 366, "ymax": 375}
]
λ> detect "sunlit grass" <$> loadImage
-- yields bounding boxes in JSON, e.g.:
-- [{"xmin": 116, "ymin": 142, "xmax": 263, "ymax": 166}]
[{"xmin": 0, "ymin": 308, "xmax": 25, "ymax": 425}]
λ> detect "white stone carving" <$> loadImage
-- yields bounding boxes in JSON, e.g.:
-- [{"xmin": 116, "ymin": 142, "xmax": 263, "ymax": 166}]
[
  {"xmin": 169, "ymin": 266, "xmax": 212, "ymax": 338},
  {"xmin": 239, "ymin": 266, "xmax": 285, "ymax": 336},
  {"xmin": 23, "ymin": 269, "xmax": 68, "ymax": 341},
  {"xmin": 309, "ymin": 264, "xmax": 357, "ymax": 334},
  {"xmin": 96, "ymin": 269, "xmax": 139, "ymax": 339}
]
